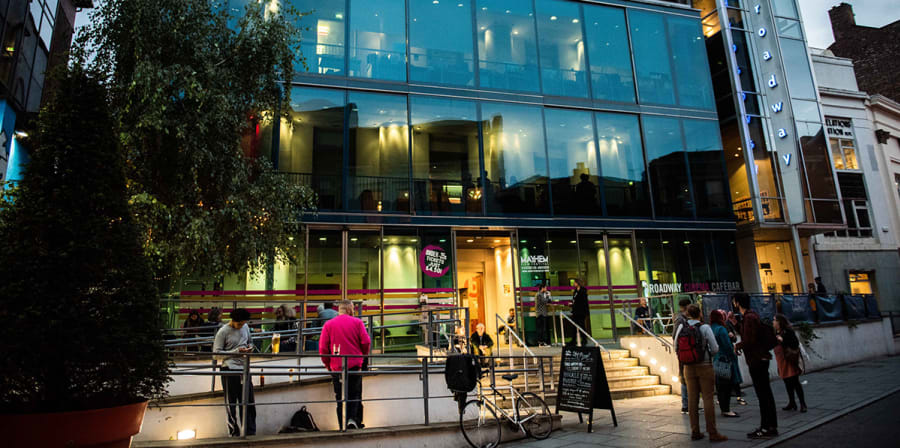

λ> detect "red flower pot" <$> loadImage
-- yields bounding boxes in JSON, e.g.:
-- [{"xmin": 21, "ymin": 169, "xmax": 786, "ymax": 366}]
[{"xmin": 0, "ymin": 400, "xmax": 148, "ymax": 448}]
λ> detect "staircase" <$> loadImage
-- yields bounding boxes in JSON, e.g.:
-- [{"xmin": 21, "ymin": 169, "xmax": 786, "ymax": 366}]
[{"xmin": 484, "ymin": 348, "xmax": 670, "ymax": 404}]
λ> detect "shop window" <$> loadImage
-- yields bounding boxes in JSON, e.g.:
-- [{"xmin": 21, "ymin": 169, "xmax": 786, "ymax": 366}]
[
  {"xmin": 348, "ymin": 91, "xmax": 410, "ymax": 213},
  {"xmin": 849, "ymin": 271, "xmax": 873, "ymax": 295},
  {"xmin": 829, "ymin": 137, "xmax": 859, "ymax": 170},
  {"xmin": 278, "ymin": 86, "xmax": 345, "ymax": 210},
  {"xmin": 410, "ymin": 95, "xmax": 482, "ymax": 215},
  {"xmin": 409, "ymin": 0, "xmax": 475, "ymax": 86},
  {"xmin": 348, "ymin": 0, "xmax": 406, "ymax": 81},
  {"xmin": 583, "ymin": 4, "xmax": 635, "ymax": 103},
  {"xmin": 476, "ymin": 0, "xmax": 540, "ymax": 92},
  {"xmin": 535, "ymin": 0, "xmax": 588, "ymax": 98},
  {"xmin": 643, "ymin": 116, "xmax": 693, "ymax": 218},
  {"xmin": 545, "ymin": 108, "xmax": 600, "ymax": 215},
  {"xmin": 683, "ymin": 119, "xmax": 730, "ymax": 218},
  {"xmin": 594, "ymin": 112, "xmax": 650, "ymax": 217},
  {"xmin": 481, "ymin": 102, "xmax": 549, "ymax": 215},
  {"xmin": 755, "ymin": 241, "xmax": 797, "ymax": 294},
  {"xmin": 291, "ymin": 0, "xmax": 345, "ymax": 75}
]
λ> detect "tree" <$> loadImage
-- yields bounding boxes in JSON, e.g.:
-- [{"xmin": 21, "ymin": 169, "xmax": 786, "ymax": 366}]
[
  {"xmin": 76, "ymin": 0, "xmax": 315, "ymax": 289},
  {"xmin": 0, "ymin": 67, "xmax": 168, "ymax": 413}
]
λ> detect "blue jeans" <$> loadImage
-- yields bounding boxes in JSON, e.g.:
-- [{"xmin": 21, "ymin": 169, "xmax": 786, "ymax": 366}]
[{"xmin": 682, "ymin": 382, "xmax": 688, "ymax": 409}]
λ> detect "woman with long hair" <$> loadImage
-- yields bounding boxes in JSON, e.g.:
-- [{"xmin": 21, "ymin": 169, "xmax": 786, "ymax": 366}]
[
  {"xmin": 568, "ymin": 278, "xmax": 591, "ymax": 346},
  {"xmin": 774, "ymin": 314, "xmax": 807, "ymax": 412},
  {"xmin": 709, "ymin": 309, "xmax": 740, "ymax": 418}
]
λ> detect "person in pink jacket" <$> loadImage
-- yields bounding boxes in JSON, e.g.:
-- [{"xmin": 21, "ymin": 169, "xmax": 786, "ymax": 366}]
[{"xmin": 319, "ymin": 300, "xmax": 371, "ymax": 430}]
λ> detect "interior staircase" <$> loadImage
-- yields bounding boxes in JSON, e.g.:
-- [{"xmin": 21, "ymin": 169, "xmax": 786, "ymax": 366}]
[{"xmin": 484, "ymin": 348, "xmax": 670, "ymax": 405}]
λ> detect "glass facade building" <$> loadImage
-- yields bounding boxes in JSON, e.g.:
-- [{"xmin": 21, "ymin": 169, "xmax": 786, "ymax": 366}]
[{"xmin": 220, "ymin": 0, "xmax": 745, "ymax": 343}]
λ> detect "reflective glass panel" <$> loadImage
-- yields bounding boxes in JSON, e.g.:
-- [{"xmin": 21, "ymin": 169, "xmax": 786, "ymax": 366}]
[
  {"xmin": 595, "ymin": 112, "xmax": 650, "ymax": 217},
  {"xmin": 476, "ymin": 0, "xmax": 540, "ymax": 92},
  {"xmin": 773, "ymin": 0, "xmax": 799, "ymax": 19},
  {"xmin": 348, "ymin": 92, "xmax": 410, "ymax": 213},
  {"xmin": 291, "ymin": 0, "xmax": 345, "ymax": 75},
  {"xmin": 629, "ymin": 10, "xmax": 675, "ymax": 105},
  {"xmin": 481, "ymin": 102, "xmax": 549, "ymax": 214},
  {"xmin": 791, "ymin": 99, "xmax": 820, "ymax": 122},
  {"xmin": 780, "ymin": 38, "xmax": 816, "ymax": 99},
  {"xmin": 799, "ymin": 123, "xmax": 838, "ymax": 199},
  {"xmin": 279, "ymin": 87, "xmax": 345, "ymax": 210},
  {"xmin": 348, "ymin": 0, "xmax": 406, "ymax": 81},
  {"xmin": 545, "ymin": 108, "xmax": 600, "ymax": 215},
  {"xmin": 411, "ymin": 96, "xmax": 482, "ymax": 215},
  {"xmin": 307, "ymin": 229, "xmax": 343, "ymax": 302},
  {"xmin": 347, "ymin": 230, "xmax": 381, "ymax": 312},
  {"xmin": 584, "ymin": 5, "xmax": 635, "ymax": 103},
  {"xmin": 535, "ymin": 0, "xmax": 588, "ymax": 98},
  {"xmin": 643, "ymin": 116, "xmax": 693, "ymax": 218},
  {"xmin": 776, "ymin": 17, "xmax": 802, "ymax": 39},
  {"xmin": 409, "ymin": 0, "xmax": 475, "ymax": 86},
  {"xmin": 683, "ymin": 119, "xmax": 731, "ymax": 218},
  {"xmin": 667, "ymin": 16, "xmax": 715, "ymax": 109}
]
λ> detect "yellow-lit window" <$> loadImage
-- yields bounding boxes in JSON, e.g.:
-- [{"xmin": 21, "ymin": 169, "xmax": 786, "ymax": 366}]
[{"xmin": 848, "ymin": 271, "xmax": 873, "ymax": 295}]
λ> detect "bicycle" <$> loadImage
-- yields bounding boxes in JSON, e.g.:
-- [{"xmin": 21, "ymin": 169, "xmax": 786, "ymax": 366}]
[{"xmin": 459, "ymin": 366, "xmax": 553, "ymax": 448}]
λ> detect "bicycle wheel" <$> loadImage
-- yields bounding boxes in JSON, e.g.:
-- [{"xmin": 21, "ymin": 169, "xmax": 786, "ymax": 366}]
[
  {"xmin": 516, "ymin": 392, "xmax": 553, "ymax": 440},
  {"xmin": 460, "ymin": 399, "xmax": 502, "ymax": 448}
]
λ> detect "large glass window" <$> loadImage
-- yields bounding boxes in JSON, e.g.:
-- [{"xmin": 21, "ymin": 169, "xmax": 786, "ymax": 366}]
[
  {"xmin": 629, "ymin": 10, "xmax": 675, "ymax": 105},
  {"xmin": 683, "ymin": 119, "xmax": 730, "ymax": 218},
  {"xmin": 409, "ymin": 0, "xmax": 475, "ymax": 86},
  {"xmin": 278, "ymin": 87, "xmax": 345, "ymax": 210},
  {"xmin": 411, "ymin": 96, "xmax": 482, "ymax": 215},
  {"xmin": 291, "ymin": 0, "xmax": 345, "ymax": 75},
  {"xmin": 306, "ymin": 229, "xmax": 343, "ymax": 302},
  {"xmin": 348, "ymin": 92, "xmax": 410, "ymax": 213},
  {"xmin": 535, "ymin": 0, "xmax": 588, "ymax": 98},
  {"xmin": 780, "ymin": 38, "xmax": 816, "ymax": 99},
  {"xmin": 798, "ymin": 122, "xmax": 842, "ymax": 224},
  {"xmin": 584, "ymin": 5, "xmax": 635, "ymax": 103},
  {"xmin": 545, "ymin": 108, "xmax": 600, "ymax": 215},
  {"xmin": 481, "ymin": 102, "xmax": 549, "ymax": 214},
  {"xmin": 595, "ymin": 112, "xmax": 650, "ymax": 217},
  {"xmin": 476, "ymin": 0, "xmax": 539, "ymax": 92},
  {"xmin": 348, "ymin": 0, "xmax": 406, "ymax": 81},
  {"xmin": 667, "ymin": 16, "xmax": 715, "ymax": 109},
  {"xmin": 643, "ymin": 116, "xmax": 693, "ymax": 218}
]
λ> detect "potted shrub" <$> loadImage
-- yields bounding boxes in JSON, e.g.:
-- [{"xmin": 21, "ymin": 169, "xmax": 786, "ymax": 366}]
[{"xmin": 0, "ymin": 66, "xmax": 169, "ymax": 447}]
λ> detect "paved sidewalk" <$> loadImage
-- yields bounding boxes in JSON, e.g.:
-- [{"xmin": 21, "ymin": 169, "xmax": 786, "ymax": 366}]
[{"xmin": 514, "ymin": 356, "xmax": 900, "ymax": 448}]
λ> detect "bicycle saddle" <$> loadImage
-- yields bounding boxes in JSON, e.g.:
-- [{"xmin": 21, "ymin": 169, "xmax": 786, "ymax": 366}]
[{"xmin": 502, "ymin": 373, "xmax": 519, "ymax": 382}]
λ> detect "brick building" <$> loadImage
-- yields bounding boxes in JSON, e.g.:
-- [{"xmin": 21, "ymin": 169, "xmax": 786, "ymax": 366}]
[{"xmin": 827, "ymin": 3, "xmax": 900, "ymax": 104}]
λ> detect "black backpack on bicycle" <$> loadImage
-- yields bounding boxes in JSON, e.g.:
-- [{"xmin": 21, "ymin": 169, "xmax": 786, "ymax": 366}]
[{"xmin": 445, "ymin": 354, "xmax": 480, "ymax": 393}]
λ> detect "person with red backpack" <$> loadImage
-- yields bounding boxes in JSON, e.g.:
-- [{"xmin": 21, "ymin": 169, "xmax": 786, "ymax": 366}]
[
  {"xmin": 733, "ymin": 293, "xmax": 779, "ymax": 439},
  {"xmin": 675, "ymin": 304, "xmax": 727, "ymax": 442}
]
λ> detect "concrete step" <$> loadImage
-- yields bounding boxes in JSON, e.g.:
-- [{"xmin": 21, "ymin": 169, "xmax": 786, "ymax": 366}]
[
  {"xmin": 603, "ymin": 366, "xmax": 651, "ymax": 378},
  {"xmin": 610, "ymin": 384, "xmax": 672, "ymax": 400},
  {"xmin": 606, "ymin": 375, "xmax": 662, "ymax": 389}
]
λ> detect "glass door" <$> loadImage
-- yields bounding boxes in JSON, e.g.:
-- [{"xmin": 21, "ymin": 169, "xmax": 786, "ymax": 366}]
[{"xmin": 576, "ymin": 231, "xmax": 638, "ymax": 342}]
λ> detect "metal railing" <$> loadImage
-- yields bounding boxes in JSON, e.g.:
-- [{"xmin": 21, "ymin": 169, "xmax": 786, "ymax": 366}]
[
  {"xmin": 557, "ymin": 311, "xmax": 608, "ymax": 358},
  {"xmin": 616, "ymin": 309, "xmax": 673, "ymax": 353},
  {"xmin": 161, "ymin": 351, "xmax": 554, "ymax": 438}
]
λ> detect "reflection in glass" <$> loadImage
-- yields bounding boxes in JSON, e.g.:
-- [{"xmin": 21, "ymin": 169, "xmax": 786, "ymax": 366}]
[
  {"xmin": 348, "ymin": 0, "xmax": 406, "ymax": 81},
  {"xmin": 791, "ymin": 99, "xmax": 820, "ymax": 122},
  {"xmin": 629, "ymin": 10, "xmax": 675, "ymax": 105},
  {"xmin": 481, "ymin": 102, "xmax": 549, "ymax": 214},
  {"xmin": 348, "ymin": 92, "xmax": 410, "ymax": 213},
  {"xmin": 584, "ymin": 5, "xmax": 635, "ymax": 103},
  {"xmin": 772, "ymin": 0, "xmax": 799, "ymax": 19},
  {"xmin": 307, "ymin": 229, "xmax": 343, "ymax": 300},
  {"xmin": 535, "ymin": 0, "xmax": 588, "ymax": 98},
  {"xmin": 595, "ymin": 112, "xmax": 650, "ymax": 217},
  {"xmin": 683, "ymin": 119, "xmax": 730, "ymax": 218},
  {"xmin": 476, "ymin": 0, "xmax": 539, "ymax": 92},
  {"xmin": 409, "ymin": 0, "xmax": 475, "ymax": 86},
  {"xmin": 291, "ymin": 0, "xmax": 345, "ymax": 75},
  {"xmin": 667, "ymin": 16, "xmax": 715, "ymax": 109},
  {"xmin": 347, "ymin": 230, "xmax": 381, "ymax": 312},
  {"xmin": 278, "ymin": 87, "xmax": 345, "ymax": 210},
  {"xmin": 545, "ymin": 108, "xmax": 599, "ymax": 215},
  {"xmin": 411, "ymin": 96, "xmax": 482, "ymax": 215},
  {"xmin": 643, "ymin": 116, "xmax": 692, "ymax": 218},
  {"xmin": 780, "ymin": 38, "xmax": 816, "ymax": 99},
  {"xmin": 798, "ymin": 122, "xmax": 843, "ymax": 224},
  {"xmin": 776, "ymin": 17, "xmax": 802, "ymax": 39}
]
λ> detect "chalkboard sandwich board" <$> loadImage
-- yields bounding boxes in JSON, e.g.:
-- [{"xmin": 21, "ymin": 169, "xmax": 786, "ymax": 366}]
[{"xmin": 555, "ymin": 345, "xmax": 616, "ymax": 432}]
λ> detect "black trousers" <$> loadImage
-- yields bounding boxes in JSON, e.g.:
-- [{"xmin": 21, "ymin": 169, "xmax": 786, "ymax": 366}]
[
  {"xmin": 567, "ymin": 314, "xmax": 591, "ymax": 346},
  {"xmin": 536, "ymin": 315, "xmax": 550, "ymax": 344},
  {"xmin": 715, "ymin": 376, "xmax": 732, "ymax": 413},
  {"xmin": 783, "ymin": 375, "xmax": 806, "ymax": 406},
  {"xmin": 222, "ymin": 366, "xmax": 256, "ymax": 436},
  {"xmin": 332, "ymin": 367, "xmax": 363, "ymax": 428},
  {"xmin": 749, "ymin": 361, "xmax": 778, "ymax": 430}
]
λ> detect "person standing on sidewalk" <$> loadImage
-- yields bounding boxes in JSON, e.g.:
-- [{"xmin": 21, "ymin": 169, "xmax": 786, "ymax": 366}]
[
  {"xmin": 725, "ymin": 311, "xmax": 748, "ymax": 406},
  {"xmin": 320, "ymin": 300, "xmax": 371, "ymax": 430},
  {"xmin": 535, "ymin": 284, "xmax": 552, "ymax": 346},
  {"xmin": 774, "ymin": 314, "xmax": 807, "ymax": 412},
  {"xmin": 673, "ymin": 298, "xmax": 693, "ymax": 413},
  {"xmin": 213, "ymin": 308, "xmax": 256, "ymax": 437},
  {"xmin": 567, "ymin": 278, "xmax": 590, "ymax": 346},
  {"xmin": 733, "ymin": 293, "xmax": 779, "ymax": 439},
  {"xmin": 675, "ymin": 304, "xmax": 727, "ymax": 442},
  {"xmin": 710, "ymin": 309, "xmax": 740, "ymax": 418}
]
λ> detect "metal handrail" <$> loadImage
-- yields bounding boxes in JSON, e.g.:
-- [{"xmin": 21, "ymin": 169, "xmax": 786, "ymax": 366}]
[
  {"xmin": 616, "ymin": 309, "xmax": 673, "ymax": 352},
  {"xmin": 495, "ymin": 313, "xmax": 536, "ymax": 360},
  {"xmin": 557, "ymin": 311, "xmax": 607, "ymax": 357}
]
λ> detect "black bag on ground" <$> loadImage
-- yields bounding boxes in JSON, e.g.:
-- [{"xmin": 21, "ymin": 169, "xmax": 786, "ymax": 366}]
[
  {"xmin": 445, "ymin": 354, "xmax": 480, "ymax": 393},
  {"xmin": 279, "ymin": 406, "xmax": 320, "ymax": 433}
]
